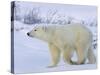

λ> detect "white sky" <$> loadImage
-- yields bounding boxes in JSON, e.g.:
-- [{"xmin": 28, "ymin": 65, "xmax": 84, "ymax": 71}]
[{"xmin": 16, "ymin": 1, "xmax": 97, "ymax": 21}]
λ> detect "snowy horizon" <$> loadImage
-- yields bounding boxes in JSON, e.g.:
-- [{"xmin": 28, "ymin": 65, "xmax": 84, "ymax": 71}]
[{"xmin": 14, "ymin": 1, "xmax": 97, "ymax": 21}]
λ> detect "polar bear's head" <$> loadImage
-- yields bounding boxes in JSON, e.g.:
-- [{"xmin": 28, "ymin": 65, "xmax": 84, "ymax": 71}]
[{"xmin": 27, "ymin": 25, "xmax": 50, "ymax": 41}]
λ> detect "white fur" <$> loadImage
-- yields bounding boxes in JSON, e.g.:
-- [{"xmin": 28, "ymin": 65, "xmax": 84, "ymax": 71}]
[{"xmin": 28, "ymin": 23, "xmax": 96, "ymax": 67}]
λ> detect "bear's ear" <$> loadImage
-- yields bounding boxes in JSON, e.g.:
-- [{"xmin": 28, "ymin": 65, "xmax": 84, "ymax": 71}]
[{"xmin": 42, "ymin": 26, "xmax": 48, "ymax": 32}]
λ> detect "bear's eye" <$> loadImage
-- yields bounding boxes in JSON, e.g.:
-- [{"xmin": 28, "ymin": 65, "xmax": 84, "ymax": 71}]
[{"xmin": 34, "ymin": 29, "xmax": 37, "ymax": 31}]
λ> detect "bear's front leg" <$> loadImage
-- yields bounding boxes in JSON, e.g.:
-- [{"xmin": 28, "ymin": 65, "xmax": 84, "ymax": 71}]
[
  {"xmin": 63, "ymin": 46, "xmax": 73, "ymax": 65},
  {"xmin": 47, "ymin": 44, "xmax": 61, "ymax": 68}
]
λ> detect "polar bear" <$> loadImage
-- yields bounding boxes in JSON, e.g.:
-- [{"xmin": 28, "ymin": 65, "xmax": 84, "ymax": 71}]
[{"xmin": 27, "ymin": 23, "xmax": 96, "ymax": 67}]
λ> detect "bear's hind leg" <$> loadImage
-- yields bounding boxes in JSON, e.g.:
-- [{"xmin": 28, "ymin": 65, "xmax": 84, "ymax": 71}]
[
  {"xmin": 88, "ymin": 47, "xmax": 96, "ymax": 64},
  {"xmin": 75, "ymin": 45, "xmax": 86, "ymax": 65},
  {"xmin": 48, "ymin": 44, "xmax": 61, "ymax": 68}
]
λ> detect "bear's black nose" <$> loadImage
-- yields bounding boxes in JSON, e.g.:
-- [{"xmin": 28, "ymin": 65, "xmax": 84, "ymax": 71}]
[{"xmin": 27, "ymin": 32, "xmax": 30, "ymax": 36}]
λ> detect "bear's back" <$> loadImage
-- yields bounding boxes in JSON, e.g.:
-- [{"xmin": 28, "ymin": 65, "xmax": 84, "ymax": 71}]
[{"xmin": 50, "ymin": 23, "xmax": 92, "ymax": 45}]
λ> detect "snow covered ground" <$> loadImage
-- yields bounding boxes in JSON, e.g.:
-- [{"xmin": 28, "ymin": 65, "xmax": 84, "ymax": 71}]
[{"xmin": 13, "ymin": 21, "xmax": 97, "ymax": 74}]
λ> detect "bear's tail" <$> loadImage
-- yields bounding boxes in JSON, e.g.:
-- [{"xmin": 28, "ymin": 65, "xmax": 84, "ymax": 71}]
[{"xmin": 88, "ymin": 47, "xmax": 96, "ymax": 64}]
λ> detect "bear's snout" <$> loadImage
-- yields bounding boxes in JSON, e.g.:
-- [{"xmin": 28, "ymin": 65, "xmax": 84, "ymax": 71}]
[{"xmin": 27, "ymin": 32, "xmax": 30, "ymax": 36}]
